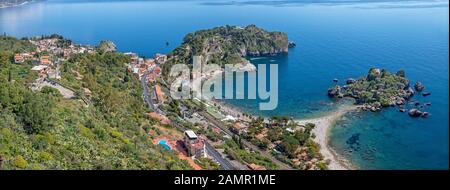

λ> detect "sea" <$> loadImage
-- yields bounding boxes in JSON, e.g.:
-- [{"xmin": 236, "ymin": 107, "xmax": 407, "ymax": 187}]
[{"xmin": 1, "ymin": 0, "xmax": 448, "ymax": 169}]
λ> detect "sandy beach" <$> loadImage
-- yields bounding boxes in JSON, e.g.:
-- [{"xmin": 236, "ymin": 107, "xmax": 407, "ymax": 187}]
[
  {"xmin": 211, "ymin": 95, "xmax": 358, "ymax": 170},
  {"xmin": 296, "ymin": 105, "xmax": 359, "ymax": 170}
]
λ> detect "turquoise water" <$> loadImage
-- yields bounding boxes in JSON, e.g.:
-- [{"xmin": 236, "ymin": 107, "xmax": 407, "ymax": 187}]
[
  {"xmin": 158, "ymin": 140, "xmax": 172, "ymax": 150},
  {"xmin": 1, "ymin": 0, "xmax": 448, "ymax": 169}
]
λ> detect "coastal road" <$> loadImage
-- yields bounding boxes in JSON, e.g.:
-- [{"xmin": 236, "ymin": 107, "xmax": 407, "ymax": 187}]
[
  {"xmin": 140, "ymin": 68, "xmax": 237, "ymax": 170},
  {"xmin": 200, "ymin": 111, "xmax": 293, "ymax": 170}
]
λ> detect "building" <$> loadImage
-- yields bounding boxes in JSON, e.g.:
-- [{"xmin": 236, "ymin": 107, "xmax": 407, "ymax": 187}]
[
  {"xmin": 31, "ymin": 65, "xmax": 49, "ymax": 78},
  {"xmin": 247, "ymin": 163, "xmax": 266, "ymax": 170},
  {"xmin": 14, "ymin": 54, "xmax": 24, "ymax": 63},
  {"xmin": 230, "ymin": 122, "xmax": 247, "ymax": 135},
  {"xmin": 154, "ymin": 84, "xmax": 165, "ymax": 103},
  {"xmin": 155, "ymin": 53, "xmax": 167, "ymax": 64},
  {"xmin": 184, "ymin": 130, "xmax": 206, "ymax": 158},
  {"xmin": 40, "ymin": 55, "xmax": 51, "ymax": 65}
]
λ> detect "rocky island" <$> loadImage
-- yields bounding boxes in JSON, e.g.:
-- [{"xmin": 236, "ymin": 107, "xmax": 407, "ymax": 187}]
[
  {"xmin": 167, "ymin": 25, "xmax": 292, "ymax": 67},
  {"xmin": 328, "ymin": 68, "xmax": 430, "ymax": 117}
]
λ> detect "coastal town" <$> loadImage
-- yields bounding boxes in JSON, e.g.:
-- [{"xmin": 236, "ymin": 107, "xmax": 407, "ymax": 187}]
[{"xmin": 4, "ymin": 31, "xmax": 337, "ymax": 170}]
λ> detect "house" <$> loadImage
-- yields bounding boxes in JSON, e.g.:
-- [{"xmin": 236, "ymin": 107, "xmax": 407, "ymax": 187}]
[
  {"xmin": 154, "ymin": 66, "xmax": 161, "ymax": 75},
  {"xmin": 155, "ymin": 53, "xmax": 167, "ymax": 64},
  {"xmin": 40, "ymin": 55, "xmax": 51, "ymax": 65},
  {"xmin": 247, "ymin": 163, "xmax": 267, "ymax": 170},
  {"xmin": 154, "ymin": 84, "xmax": 165, "ymax": 103},
  {"xmin": 132, "ymin": 67, "xmax": 139, "ymax": 78},
  {"xmin": 184, "ymin": 130, "xmax": 206, "ymax": 158},
  {"xmin": 14, "ymin": 54, "xmax": 24, "ymax": 63},
  {"xmin": 230, "ymin": 122, "xmax": 247, "ymax": 135},
  {"xmin": 31, "ymin": 65, "xmax": 48, "ymax": 78}
]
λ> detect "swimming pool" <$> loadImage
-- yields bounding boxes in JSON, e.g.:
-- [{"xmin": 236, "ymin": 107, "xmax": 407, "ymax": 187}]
[{"xmin": 157, "ymin": 140, "xmax": 172, "ymax": 150}]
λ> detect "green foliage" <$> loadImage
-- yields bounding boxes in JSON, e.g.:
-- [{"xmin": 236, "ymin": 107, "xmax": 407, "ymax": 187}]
[
  {"xmin": 339, "ymin": 68, "xmax": 411, "ymax": 105},
  {"xmin": 12, "ymin": 155, "xmax": 28, "ymax": 169},
  {"xmin": 0, "ymin": 46, "xmax": 192, "ymax": 169},
  {"xmin": 0, "ymin": 36, "xmax": 36, "ymax": 53},
  {"xmin": 224, "ymin": 138, "xmax": 278, "ymax": 170},
  {"xmin": 22, "ymin": 92, "xmax": 55, "ymax": 134},
  {"xmin": 195, "ymin": 157, "xmax": 222, "ymax": 170},
  {"xmin": 166, "ymin": 25, "xmax": 289, "ymax": 70}
]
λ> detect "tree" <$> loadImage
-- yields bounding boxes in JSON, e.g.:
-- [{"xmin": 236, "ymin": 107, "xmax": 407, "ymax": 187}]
[
  {"xmin": 22, "ymin": 93, "xmax": 54, "ymax": 134},
  {"xmin": 281, "ymin": 135, "xmax": 300, "ymax": 158},
  {"xmin": 0, "ymin": 51, "xmax": 10, "ymax": 68}
]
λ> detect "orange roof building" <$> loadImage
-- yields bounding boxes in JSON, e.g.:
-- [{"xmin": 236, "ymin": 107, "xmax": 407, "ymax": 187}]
[
  {"xmin": 14, "ymin": 54, "xmax": 24, "ymax": 63},
  {"xmin": 247, "ymin": 163, "xmax": 267, "ymax": 170},
  {"xmin": 154, "ymin": 85, "xmax": 165, "ymax": 103},
  {"xmin": 154, "ymin": 67, "xmax": 161, "ymax": 75}
]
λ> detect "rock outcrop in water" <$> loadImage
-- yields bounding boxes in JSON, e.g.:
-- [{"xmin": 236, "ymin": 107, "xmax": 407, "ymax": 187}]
[
  {"xmin": 327, "ymin": 68, "xmax": 430, "ymax": 117},
  {"xmin": 414, "ymin": 82, "xmax": 425, "ymax": 91},
  {"xmin": 96, "ymin": 40, "xmax": 117, "ymax": 53}
]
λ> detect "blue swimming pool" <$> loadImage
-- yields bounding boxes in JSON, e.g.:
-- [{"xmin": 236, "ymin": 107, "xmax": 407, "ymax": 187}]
[{"xmin": 157, "ymin": 140, "xmax": 172, "ymax": 150}]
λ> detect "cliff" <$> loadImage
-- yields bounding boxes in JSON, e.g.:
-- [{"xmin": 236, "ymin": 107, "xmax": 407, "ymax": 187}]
[{"xmin": 167, "ymin": 25, "xmax": 290, "ymax": 66}]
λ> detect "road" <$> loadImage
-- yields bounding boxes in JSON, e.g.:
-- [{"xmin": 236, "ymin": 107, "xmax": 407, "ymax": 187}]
[
  {"xmin": 200, "ymin": 111, "xmax": 293, "ymax": 170},
  {"xmin": 33, "ymin": 78, "xmax": 75, "ymax": 99},
  {"xmin": 141, "ymin": 70, "xmax": 157, "ymax": 112},
  {"xmin": 140, "ymin": 67, "xmax": 237, "ymax": 170}
]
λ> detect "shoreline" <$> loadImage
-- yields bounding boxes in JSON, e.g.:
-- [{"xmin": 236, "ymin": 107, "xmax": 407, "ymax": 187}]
[
  {"xmin": 207, "ymin": 94, "xmax": 359, "ymax": 170},
  {"xmin": 295, "ymin": 105, "xmax": 359, "ymax": 170}
]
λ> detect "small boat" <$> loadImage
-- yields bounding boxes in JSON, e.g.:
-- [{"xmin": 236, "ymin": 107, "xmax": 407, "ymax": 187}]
[{"xmin": 422, "ymin": 92, "xmax": 431, "ymax": 97}]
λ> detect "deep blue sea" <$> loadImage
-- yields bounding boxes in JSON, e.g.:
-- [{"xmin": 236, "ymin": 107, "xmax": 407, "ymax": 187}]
[{"xmin": 1, "ymin": 0, "xmax": 448, "ymax": 169}]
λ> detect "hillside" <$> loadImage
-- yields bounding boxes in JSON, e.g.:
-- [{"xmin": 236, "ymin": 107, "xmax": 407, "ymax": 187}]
[{"xmin": 0, "ymin": 36, "xmax": 192, "ymax": 169}]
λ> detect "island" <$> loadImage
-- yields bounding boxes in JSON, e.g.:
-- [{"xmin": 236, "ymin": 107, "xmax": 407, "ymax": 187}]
[
  {"xmin": 328, "ymin": 68, "xmax": 430, "ymax": 117},
  {"xmin": 167, "ymin": 25, "xmax": 291, "ymax": 66}
]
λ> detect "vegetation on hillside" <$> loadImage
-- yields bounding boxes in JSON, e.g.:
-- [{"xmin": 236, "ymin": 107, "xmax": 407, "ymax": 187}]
[
  {"xmin": 0, "ymin": 36, "xmax": 192, "ymax": 169},
  {"xmin": 0, "ymin": 36, "xmax": 36, "ymax": 53},
  {"xmin": 167, "ymin": 25, "xmax": 289, "ymax": 67}
]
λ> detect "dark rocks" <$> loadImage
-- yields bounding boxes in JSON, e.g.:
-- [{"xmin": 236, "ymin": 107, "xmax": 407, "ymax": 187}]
[
  {"xmin": 421, "ymin": 112, "xmax": 429, "ymax": 118},
  {"xmin": 288, "ymin": 41, "xmax": 296, "ymax": 48},
  {"xmin": 367, "ymin": 68, "xmax": 382, "ymax": 81},
  {"xmin": 408, "ymin": 109, "xmax": 423, "ymax": 117},
  {"xmin": 405, "ymin": 87, "xmax": 415, "ymax": 99},
  {"xmin": 414, "ymin": 82, "xmax": 425, "ymax": 91},
  {"xmin": 422, "ymin": 92, "xmax": 431, "ymax": 97},
  {"xmin": 425, "ymin": 102, "xmax": 432, "ymax": 106},
  {"xmin": 396, "ymin": 70, "xmax": 406, "ymax": 77},
  {"xmin": 346, "ymin": 78, "xmax": 356, "ymax": 85},
  {"xmin": 395, "ymin": 97, "xmax": 406, "ymax": 105},
  {"xmin": 327, "ymin": 86, "xmax": 341, "ymax": 98},
  {"xmin": 399, "ymin": 108, "xmax": 407, "ymax": 112}
]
